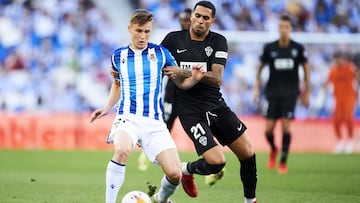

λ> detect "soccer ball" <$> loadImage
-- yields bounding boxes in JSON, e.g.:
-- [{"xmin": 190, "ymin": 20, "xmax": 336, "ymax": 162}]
[{"xmin": 121, "ymin": 190, "xmax": 152, "ymax": 203}]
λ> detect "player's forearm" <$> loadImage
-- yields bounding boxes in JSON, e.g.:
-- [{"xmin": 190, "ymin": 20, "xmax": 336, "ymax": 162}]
[
  {"xmin": 173, "ymin": 77, "xmax": 199, "ymax": 90},
  {"xmin": 254, "ymin": 64, "xmax": 264, "ymax": 90},
  {"xmin": 200, "ymin": 71, "xmax": 222, "ymax": 86},
  {"xmin": 200, "ymin": 64, "xmax": 223, "ymax": 86},
  {"xmin": 103, "ymin": 82, "xmax": 121, "ymax": 111},
  {"xmin": 303, "ymin": 63, "xmax": 311, "ymax": 92}
]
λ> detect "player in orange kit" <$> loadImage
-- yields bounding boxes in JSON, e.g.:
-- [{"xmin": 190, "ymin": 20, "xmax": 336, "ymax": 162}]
[{"xmin": 324, "ymin": 51, "xmax": 360, "ymax": 154}]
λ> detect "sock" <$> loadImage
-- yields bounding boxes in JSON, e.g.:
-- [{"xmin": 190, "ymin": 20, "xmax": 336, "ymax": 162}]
[
  {"xmin": 240, "ymin": 154, "xmax": 257, "ymax": 199},
  {"xmin": 105, "ymin": 160, "xmax": 125, "ymax": 203},
  {"xmin": 187, "ymin": 158, "xmax": 224, "ymax": 175},
  {"xmin": 280, "ymin": 133, "xmax": 291, "ymax": 163},
  {"xmin": 158, "ymin": 176, "xmax": 179, "ymax": 201},
  {"xmin": 265, "ymin": 132, "xmax": 277, "ymax": 151},
  {"xmin": 244, "ymin": 197, "xmax": 257, "ymax": 203}
]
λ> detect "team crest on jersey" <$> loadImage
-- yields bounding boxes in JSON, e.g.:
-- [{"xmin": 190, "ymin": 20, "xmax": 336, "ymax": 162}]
[
  {"xmin": 121, "ymin": 57, "xmax": 126, "ymax": 64},
  {"xmin": 271, "ymin": 51, "xmax": 278, "ymax": 58},
  {"xmin": 291, "ymin": 49, "xmax": 298, "ymax": 57},
  {"xmin": 204, "ymin": 46, "xmax": 213, "ymax": 57},
  {"xmin": 148, "ymin": 53, "xmax": 157, "ymax": 62}
]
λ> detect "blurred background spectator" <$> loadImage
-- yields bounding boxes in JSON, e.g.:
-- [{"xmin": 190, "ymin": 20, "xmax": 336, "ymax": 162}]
[{"xmin": 0, "ymin": 0, "xmax": 359, "ymax": 119}]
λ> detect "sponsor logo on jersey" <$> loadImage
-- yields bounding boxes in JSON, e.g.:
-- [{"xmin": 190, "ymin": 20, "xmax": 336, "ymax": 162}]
[
  {"xmin": 179, "ymin": 61, "xmax": 207, "ymax": 72},
  {"xmin": 176, "ymin": 49, "xmax": 187, "ymax": 53},
  {"xmin": 205, "ymin": 46, "xmax": 213, "ymax": 57},
  {"xmin": 274, "ymin": 58, "xmax": 294, "ymax": 70},
  {"xmin": 215, "ymin": 51, "xmax": 228, "ymax": 59}
]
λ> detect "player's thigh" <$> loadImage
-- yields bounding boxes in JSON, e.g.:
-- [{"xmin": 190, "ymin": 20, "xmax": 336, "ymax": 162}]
[
  {"xmin": 228, "ymin": 131, "xmax": 254, "ymax": 160},
  {"xmin": 156, "ymin": 148, "xmax": 182, "ymax": 179},
  {"xmin": 280, "ymin": 97, "xmax": 297, "ymax": 119},
  {"xmin": 266, "ymin": 98, "xmax": 282, "ymax": 119},
  {"xmin": 141, "ymin": 121, "xmax": 177, "ymax": 164},
  {"xmin": 108, "ymin": 116, "xmax": 139, "ymax": 148},
  {"xmin": 211, "ymin": 108, "xmax": 247, "ymax": 146},
  {"xmin": 178, "ymin": 114, "xmax": 218, "ymax": 155}
]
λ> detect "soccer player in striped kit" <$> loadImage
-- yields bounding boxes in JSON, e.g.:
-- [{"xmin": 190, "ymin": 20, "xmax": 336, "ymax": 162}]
[{"xmin": 90, "ymin": 9, "xmax": 204, "ymax": 203}]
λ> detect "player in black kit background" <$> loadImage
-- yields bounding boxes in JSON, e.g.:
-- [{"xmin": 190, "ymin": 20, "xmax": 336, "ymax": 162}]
[
  {"xmin": 253, "ymin": 14, "xmax": 311, "ymax": 174},
  {"xmin": 161, "ymin": 1, "xmax": 257, "ymax": 203},
  {"xmin": 163, "ymin": 8, "xmax": 192, "ymax": 130}
]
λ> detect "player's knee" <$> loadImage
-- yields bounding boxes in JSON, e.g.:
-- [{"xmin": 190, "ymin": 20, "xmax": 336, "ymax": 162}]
[
  {"xmin": 113, "ymin": 146, "xmax": 131, "ymax": 163},
  {"xmin": 166, "ymin": 168, "xmax": 182, "ymax": 184},
  {"xmin": 206, "ymin": 163, "xmax": 226, "ymax": 174}
]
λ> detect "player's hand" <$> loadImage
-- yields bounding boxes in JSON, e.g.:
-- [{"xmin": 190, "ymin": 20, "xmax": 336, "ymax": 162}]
[
  {"xmin": 300, "ymin": 90, "xmax": 310, "ymax": 108},
  {"xmin": 163, "ymin": 66, "xmax": 191, "ymax": 80},
  {"xmin": 252, "ymin": 87, "xmax": 260, "ymax": 104},
  {"xmin": 191, "ymin": 64, "xmax": 205, "ymax": 81},
  {"xmin": 90, "ymin": 109, "xmax": 108, "ymax": 123}
]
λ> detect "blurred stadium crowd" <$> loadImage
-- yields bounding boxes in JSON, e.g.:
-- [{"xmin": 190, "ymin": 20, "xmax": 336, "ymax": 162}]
[{"xmin": 0, "ymin": 0, "xmax": 359, "ymax": 118}]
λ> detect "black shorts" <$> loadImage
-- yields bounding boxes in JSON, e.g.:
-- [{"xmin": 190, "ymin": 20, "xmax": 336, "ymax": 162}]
[
  {"xmin": 179, "ymin": 106, "xmax": 247, "ymax": 155},
  {"xmin": 264, "ymin": 97, "xmax": 297, "ymax": 119}
]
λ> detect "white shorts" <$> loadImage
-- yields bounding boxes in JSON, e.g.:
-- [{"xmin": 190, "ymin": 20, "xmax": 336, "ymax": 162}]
[{"xmin": 106, "ymin": 114, "xmax": 176, "ymax": 164}]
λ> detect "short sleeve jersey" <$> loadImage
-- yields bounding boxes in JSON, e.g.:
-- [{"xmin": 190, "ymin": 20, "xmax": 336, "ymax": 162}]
[
  {"xmin": 327, "ymin": 62, "xmax": 357, "ymax": 101},
  {"xmin": 161, "ymin": 30, "xmax": 228, "ymax": 115},
  {"xmin": 260, "ymin": 40, "xmax": 308, "ymax": 98},
  {"xmin": 111, "ymin": 43, "xmax": 177, "ymax": 120}
]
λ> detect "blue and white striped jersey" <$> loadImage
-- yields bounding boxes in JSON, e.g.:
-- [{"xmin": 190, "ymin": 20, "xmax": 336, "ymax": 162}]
[{"xmin": 111, "ymin": 43, "xmax": 177, "ymax": 120}]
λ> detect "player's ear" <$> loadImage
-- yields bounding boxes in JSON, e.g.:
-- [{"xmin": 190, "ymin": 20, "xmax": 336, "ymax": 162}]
[{"xmin": 210, "ymin": 17, "xmax": 216, "ymax": 26}]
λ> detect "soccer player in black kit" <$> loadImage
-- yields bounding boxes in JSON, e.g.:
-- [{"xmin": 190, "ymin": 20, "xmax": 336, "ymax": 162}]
[
  {"xmin": 161, "ymin": 1, "xmax": 257, "ymax": 203},
  {"xmin": 253, "ymin": 14, "xmax": 311, "ymax": 174},
  {"xmin": 163, "ymin": 8, "xmax": 192, "ymax": 130}
]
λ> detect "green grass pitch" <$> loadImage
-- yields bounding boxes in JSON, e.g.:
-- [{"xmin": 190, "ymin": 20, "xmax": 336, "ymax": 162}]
[{"xmin": 0, "ymin": 150, "xmax": 359, "ymax": 203}]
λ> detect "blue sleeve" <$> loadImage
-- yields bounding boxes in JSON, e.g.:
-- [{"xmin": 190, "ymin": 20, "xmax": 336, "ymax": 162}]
[
  {"xmin": 110, "ymin": 51, "xmax": 120, "ymax": 82},
  {"xmin": 162, "ymin": 46, "xmax": 178, "ymax": 66}
]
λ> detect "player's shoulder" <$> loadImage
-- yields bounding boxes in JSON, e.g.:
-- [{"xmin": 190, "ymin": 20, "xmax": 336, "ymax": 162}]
[
  {"xmin": 290, "ymin": 39, "xmax": 305, "ymax": 49},
  {"xmin": 164, "ymin": 30, "xmax": 187, "ymax": 39},
  {"xmin": 263, "ymin": 40, "xmax": 277, "ymax": 49},
  {"xmin": 208, "ymin": 31, "xmax": 227, "ymax": 42},
  {"xmin": 112, "ymin": 46, "xmax": 128, "ymax": 55}
]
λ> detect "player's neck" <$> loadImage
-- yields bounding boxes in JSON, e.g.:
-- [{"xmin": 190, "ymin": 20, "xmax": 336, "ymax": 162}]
[
  {"xmin": 278, "ymin": 38, "xmax": 290, "ymax": 47},
  {"xmin": 189, "ymin": 29, "xmax": 208, "ymax": 41}
]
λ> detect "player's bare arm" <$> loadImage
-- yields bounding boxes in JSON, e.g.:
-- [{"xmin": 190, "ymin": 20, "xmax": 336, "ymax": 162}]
[
  {"xmin": 253, "ymin": 63, "xmax": 265, "ymax": 103},
  {"xmin": 163, "ymin": 66, "xmax": 191, "ymax": 80},
  {"xmin": 90, "ymin": 68, "xmax": 121, "ymax": 122},
  {"xmin": 165, "ymin": 65, "xmax": 204, "ymax": 90},
  {"xmin": 200, "ymin": 63, "xmax": 223, "ymax": 86},
  {"xmin": 301, "ymin": 62, "xmax": 311, "ymax": 108}
]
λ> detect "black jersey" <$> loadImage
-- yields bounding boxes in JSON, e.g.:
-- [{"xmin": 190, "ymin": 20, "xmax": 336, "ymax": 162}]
[
  {"xmin": 260, "ymin": 40, "xmax": 308, "ymax": 98},
  {"xmin": 161, "ymin": 30, "xmax": 228, "ymax": 115}
]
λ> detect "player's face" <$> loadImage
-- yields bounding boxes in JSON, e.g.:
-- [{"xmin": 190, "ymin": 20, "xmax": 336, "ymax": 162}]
[
  {"xmin": 190, "ymin": 6, "xmax": 214, "ymax": 38},
  {"xmin": 128, "ymin": 21, "xmax": 152, "ymax": 50},
  {"xmin": 335, "ymin": 56, "xmax": 345, "ymax": 66},
  {"xmin": 278, "ymin": 20, "xmax": 292, "ymax": 39}
]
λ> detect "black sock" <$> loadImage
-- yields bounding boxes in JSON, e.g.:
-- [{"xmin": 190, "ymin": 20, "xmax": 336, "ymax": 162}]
[
  {"xmin": 265, "ymin": 132, "xmax": 276, "ymax": 151},
  {"xmin": 188, "ymin": 158, "xmax": 210, "ymax": 175},
  {"xmin": 188, "ymin": 158, "xmax": 225, "ymax": 175},
  {"xmin": 280, "ymin": 133, "xmax": 291, "ymax": 163},
  {"xmin": 240, "ymin": 154, "xmax": 257, "ymax": 199}
]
